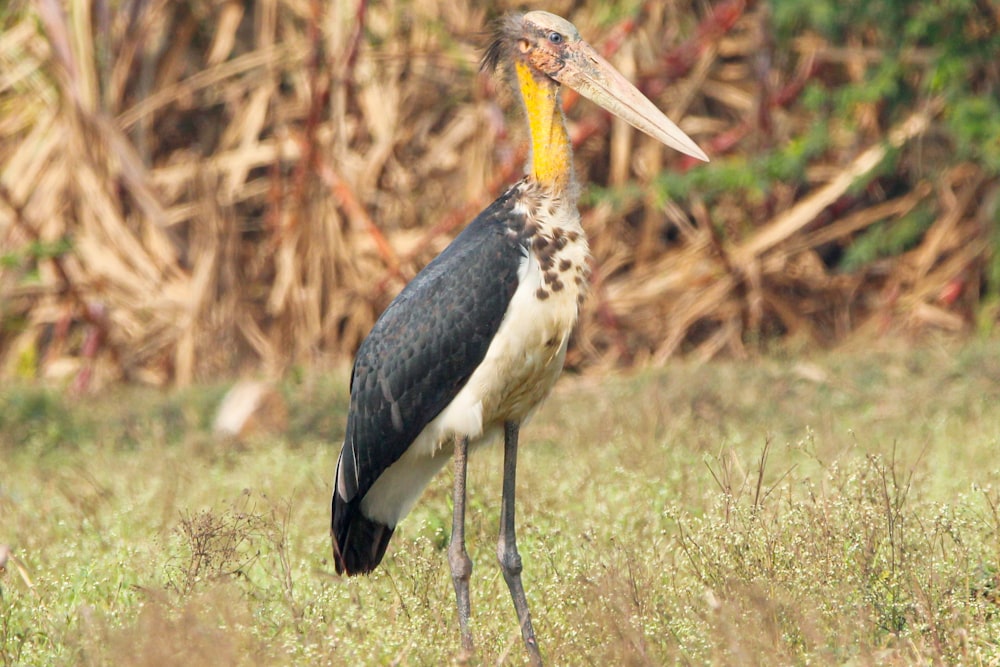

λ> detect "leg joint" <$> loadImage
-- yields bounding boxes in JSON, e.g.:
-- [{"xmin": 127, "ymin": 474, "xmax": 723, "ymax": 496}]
[
  {"xmin": 497, "ymin": 540, "xmax": 523, "ymax": 576},
  {"xmin": 449, "ymin": 543, "xmax": 473, "ymax": 579}
]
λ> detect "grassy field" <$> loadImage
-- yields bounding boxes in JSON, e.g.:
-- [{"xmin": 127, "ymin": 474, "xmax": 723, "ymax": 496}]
[{"xmin": 2, "ymin": 340, "xmax": 999, "ymax": 665}]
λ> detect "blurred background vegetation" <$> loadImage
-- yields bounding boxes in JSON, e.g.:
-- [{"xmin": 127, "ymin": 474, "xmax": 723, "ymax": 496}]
[{"xmin": 1, "ymin": 0, "xmax": 998, "ymax": 389}]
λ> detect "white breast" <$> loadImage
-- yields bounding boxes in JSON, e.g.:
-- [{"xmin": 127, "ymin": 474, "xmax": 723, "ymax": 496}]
[{"xmin": 361, "ymin": 196, "xmax": 589, "ymax": 527}]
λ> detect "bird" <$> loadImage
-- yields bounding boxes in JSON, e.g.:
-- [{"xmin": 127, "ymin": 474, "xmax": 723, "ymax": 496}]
[{"xmin": 331, "ymin": 10, "xmax": 708, "ymax": 664}]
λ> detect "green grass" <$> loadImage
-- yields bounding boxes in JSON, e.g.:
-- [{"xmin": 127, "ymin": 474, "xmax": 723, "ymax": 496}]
[{"xmin": 2, "ymin": 341, "xmax": 1000, "ymax": 665}]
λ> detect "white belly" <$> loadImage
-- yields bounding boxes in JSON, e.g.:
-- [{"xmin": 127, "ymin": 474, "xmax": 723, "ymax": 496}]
[
  {"xmin": 360, "ymin": 249, "xmax": 582, "ymax": 526},
  {"xmin": 361, "ymin": 190, "xmax": 590, "ymax": 527}
]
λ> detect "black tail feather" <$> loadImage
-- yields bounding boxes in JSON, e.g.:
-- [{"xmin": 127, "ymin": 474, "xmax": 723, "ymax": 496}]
[{"xmin": 331, "ymin": 495, "xmax": 395, "ymax": 575}]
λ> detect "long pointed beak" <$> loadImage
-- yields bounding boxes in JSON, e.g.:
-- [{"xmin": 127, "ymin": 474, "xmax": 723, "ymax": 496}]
[{"xmin": 553, "ymin": 41, "xmax": 709, "ymax": 162}]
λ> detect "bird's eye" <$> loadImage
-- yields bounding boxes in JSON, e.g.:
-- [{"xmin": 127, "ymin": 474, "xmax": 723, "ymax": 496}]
[{"xmin": 547, "ymin": 31, "xmax": 563, "ymax": 44}]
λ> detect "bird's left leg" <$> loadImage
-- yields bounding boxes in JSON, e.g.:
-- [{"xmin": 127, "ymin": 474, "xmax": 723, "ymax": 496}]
[
  {"xmin": 448, "ymin": 435, "xmax": 474, "ymax": 656},
  {"xmin": 498, "ymin": 420, "xmax": 543, "ymax": 666}
]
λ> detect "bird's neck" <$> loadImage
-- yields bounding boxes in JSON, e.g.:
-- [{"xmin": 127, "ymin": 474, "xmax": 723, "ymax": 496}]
[{"xmin": 515, "ymin": 60, "xmax": 573, "ymax": 193}]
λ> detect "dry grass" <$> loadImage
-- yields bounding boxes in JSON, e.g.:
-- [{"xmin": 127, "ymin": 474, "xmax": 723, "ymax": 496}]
[
  {"xmin": 1, "ymin": 0, "xmax": 998, "ymax": 388},
  {"xmin": 2, "ymin": 341, "xmax": 999, "ymax": 664}
]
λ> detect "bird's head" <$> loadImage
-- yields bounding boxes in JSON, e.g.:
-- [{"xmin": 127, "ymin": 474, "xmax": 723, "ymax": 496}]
[{"xmin": 484, "ymin": 11, "xmax": 708, "ymax": 163}]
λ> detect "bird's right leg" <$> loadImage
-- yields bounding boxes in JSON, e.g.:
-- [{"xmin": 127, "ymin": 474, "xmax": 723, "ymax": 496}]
[
  {"xmin": 498, "ymin": 420, "xmax": 542, "ymax": 666},
  {"xmin": 448, "ymin": 435, "xmax": 474, "ymax": 656}
]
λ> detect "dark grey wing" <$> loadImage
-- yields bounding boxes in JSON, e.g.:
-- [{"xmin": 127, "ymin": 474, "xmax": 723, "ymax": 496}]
[{"xmin": 331, "ymin": 188, "xmax": 525, "ymax": 573}]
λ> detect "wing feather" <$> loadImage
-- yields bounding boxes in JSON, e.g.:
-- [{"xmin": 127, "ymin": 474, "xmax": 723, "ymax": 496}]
[{"xmin": 334, "ymin": 187, "xmax": 525, "ymax": 509}]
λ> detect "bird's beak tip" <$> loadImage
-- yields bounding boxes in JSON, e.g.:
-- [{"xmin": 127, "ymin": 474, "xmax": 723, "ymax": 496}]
[{"xmin": 690, "ymin": 147, "xmax": 711, "ymax": 163}]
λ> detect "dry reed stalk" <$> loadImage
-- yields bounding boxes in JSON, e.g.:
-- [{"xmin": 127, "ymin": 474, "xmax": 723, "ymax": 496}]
[{"xmin": 0, "ymin": 1, "xmax": 995, "ymax": 387}]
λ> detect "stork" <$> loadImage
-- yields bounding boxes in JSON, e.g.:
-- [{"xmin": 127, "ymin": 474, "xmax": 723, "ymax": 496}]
[{"xmin": 331, "ymin": 11, "xmax": 707, "ymax": 663}]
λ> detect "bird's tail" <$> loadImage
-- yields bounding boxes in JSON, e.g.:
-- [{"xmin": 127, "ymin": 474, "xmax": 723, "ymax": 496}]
[{"xmin": 331, "ymin": 494, "xmax": 395, "ymax": 575}]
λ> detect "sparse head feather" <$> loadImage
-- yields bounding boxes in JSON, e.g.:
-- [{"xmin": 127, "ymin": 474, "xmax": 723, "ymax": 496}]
[
  {"xmin": 522, "ymin": 11, "xmax": 580, "ymax": 42},
  {"xmin": 482, "ymin": 13, "xmax": 523, "ymax": 74},
  {"xmin": 481, "ymin": 11, "xmax": 581, "ymax": 75}
]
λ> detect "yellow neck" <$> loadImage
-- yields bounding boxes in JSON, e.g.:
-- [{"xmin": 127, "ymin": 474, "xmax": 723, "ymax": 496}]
[{"xmin": 514, "ymin": 60, "xmax": 573, "ymax": 192}]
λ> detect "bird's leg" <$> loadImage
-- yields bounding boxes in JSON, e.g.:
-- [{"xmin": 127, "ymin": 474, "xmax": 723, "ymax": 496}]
[
  {"xmin": 498, "ymin": 420, "xmax": 543, "ymax": 666},
  {"xmin": 448, "ymin": 435, "xmax": 474, "ymax": 656}
]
